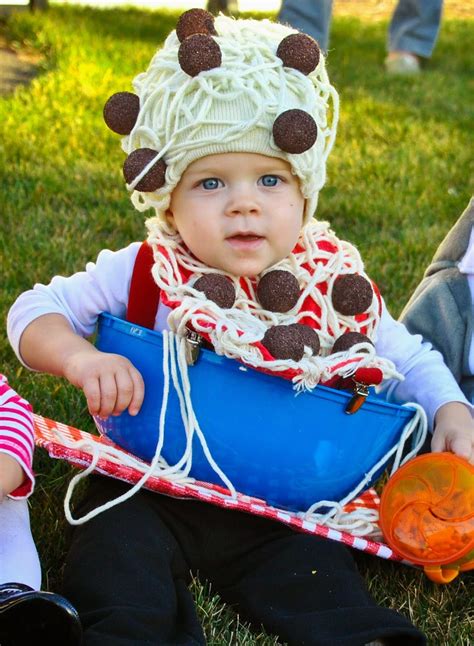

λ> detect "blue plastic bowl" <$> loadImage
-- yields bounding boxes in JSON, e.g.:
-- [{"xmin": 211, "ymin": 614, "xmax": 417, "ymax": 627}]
[{"xmin": 94, "ymin": 313, "xmax": 416, "ymax": 511}]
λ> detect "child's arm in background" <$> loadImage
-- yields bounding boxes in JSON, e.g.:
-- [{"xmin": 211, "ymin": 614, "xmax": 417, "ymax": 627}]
[
  {"xmin": 0, "ymin": 376, "xmax": 35, "ymax": 499},
  {"xmin": 399, "ymin": 275, "xmax": 474, "ymax": 463},
  {"xmin": 8, "ymin": 243, "xmax": 145, "ymax": 418},
  {"xmin": 375, "ymin": 305, "xmax": 474, "ymax": 463},
  {"xmin": 397, "ymin": 201, "xmax": 474, "ymax": 463},
  {"xmin": 19, "ymin": 314, "xmax": 144, "ymax": 418}
]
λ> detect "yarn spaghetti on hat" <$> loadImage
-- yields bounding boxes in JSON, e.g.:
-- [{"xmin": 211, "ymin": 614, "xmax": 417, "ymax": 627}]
[{"xmin": 103, "ymin": 10, "xmax": 339, "ymax": 227}]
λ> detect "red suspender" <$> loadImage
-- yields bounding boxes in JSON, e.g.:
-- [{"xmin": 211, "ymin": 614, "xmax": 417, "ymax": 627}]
[{"xmin": 126, "ymin": 241, "xmax": 161, "ymax": 329}]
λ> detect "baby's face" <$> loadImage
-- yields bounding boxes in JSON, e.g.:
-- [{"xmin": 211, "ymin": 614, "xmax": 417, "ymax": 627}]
[{"xmin": 166, "ymin": 152, "xmax": 305, "ymax": 277}]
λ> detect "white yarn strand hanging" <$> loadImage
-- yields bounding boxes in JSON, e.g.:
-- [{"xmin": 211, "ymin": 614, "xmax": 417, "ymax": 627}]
[
  {"xmin": 62, "ymin": 326, "xmax": 427, "ymax": 537},
  {"xmin": 147, "ymin": 220, "xmax": 403, "ymax": 391}
]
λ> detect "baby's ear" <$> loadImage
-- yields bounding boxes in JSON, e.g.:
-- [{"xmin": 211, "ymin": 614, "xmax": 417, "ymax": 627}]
[
  {"xmin": 164, "ymin": 208, "xmax": 178, "ymax": 232},
  {"xmin": 164, "ymin": 207, "xmax": 175, "ymax": 226}
]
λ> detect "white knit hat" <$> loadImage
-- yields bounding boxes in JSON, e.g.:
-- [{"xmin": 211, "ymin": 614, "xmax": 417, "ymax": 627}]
[{"xmin": 103, "ymin": 9, "xmax": 339, "ymax": 228}]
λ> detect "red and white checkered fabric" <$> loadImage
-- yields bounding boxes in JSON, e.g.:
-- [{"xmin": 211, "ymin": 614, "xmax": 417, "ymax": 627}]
[{"xmin": 34, "ymin": 413, "xmax": 406, "ymax": 563}]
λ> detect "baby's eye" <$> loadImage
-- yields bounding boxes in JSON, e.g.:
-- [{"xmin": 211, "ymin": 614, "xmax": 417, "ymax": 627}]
[
  {"xmin": 259, "ymin": 175, "xmax": 280, "ymax": 187},
  {"xmin": 200, "ymin": 178, "xmax": 222, "ymax": 190}
]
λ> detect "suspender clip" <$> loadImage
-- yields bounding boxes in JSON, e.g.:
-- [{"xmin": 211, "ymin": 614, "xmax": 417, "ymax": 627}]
[
  {"xmin": 185, "ymin": 330, "xmax": 203, "ymax": 366},
  {"xmin": 345, "ymin": 381, "xmax": 370, "ymax": 415}
]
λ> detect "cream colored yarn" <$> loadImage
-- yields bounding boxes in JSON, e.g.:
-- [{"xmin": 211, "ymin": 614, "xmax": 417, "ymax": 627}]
[
  {"xmin": 146, "ymin": 219, "xmax": 403, "ymax": 389},
  {"xmin": 121, "ymin": 15, "xmax": 339, "ymax": 228}
]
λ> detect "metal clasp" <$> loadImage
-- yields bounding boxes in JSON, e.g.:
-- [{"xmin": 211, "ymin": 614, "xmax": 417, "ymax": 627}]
[
  {"xmin": 345, "ymin": 381, "xmax": 369, "ymax": 415},
  {"xmin": 184, "ymin": 330, "xmax": 203, "ymax": 366}
]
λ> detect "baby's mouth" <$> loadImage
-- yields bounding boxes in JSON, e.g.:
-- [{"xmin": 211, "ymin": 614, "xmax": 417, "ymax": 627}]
[
  {"xmin": 229, "ymin": 234, "xmax": 262, "ymax": 241},
  {"xmin": 226, "ymin": 233, "xmax": 265, "ymax": 250}
]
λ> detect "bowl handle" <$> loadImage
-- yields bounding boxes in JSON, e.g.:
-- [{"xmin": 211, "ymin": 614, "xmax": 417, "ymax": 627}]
[{"xmin": 423, "ymin": 565, "xmax": 459, "ymax": 584}]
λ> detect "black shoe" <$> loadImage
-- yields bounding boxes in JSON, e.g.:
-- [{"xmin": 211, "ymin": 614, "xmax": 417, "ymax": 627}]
[{"xmin": 0, "ymin": 582, "xmax": 82, "ymax": 645}]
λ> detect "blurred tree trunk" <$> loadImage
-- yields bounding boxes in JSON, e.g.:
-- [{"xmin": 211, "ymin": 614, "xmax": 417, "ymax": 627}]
[
  {"xmin": 206, "ymin": 0, "xmax": 238, "ymax": 15},
  {"xmin": 30, "ymin": 0, "xmax": 48, "ymax": 10}
]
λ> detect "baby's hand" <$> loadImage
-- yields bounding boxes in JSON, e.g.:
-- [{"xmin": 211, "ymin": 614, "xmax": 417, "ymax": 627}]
[
  {"xmin": 64, "ymin": 349, "xmax": 145, "ymax": 418},
  {"xmin": 432, "ymin": 402, "xmax": 474, "ymax": 464}
]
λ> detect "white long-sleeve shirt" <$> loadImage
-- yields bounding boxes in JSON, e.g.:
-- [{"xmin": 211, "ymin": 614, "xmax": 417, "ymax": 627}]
[
  {"xmin": 0, "ymin": 375, "xmax": 35, "ymax": 499},
  {"xmin": 7, "ymin": 242, "xmax": 472, "ymax": 429},
  {"xmin": 458, "ymin": 226, "xmax": 474, "ymax": 376}
]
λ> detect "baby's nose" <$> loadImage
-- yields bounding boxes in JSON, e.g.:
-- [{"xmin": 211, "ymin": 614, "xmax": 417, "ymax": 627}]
[{"xmin": 225, "ymin": 186, "xmax": 261, "ymax": 216}]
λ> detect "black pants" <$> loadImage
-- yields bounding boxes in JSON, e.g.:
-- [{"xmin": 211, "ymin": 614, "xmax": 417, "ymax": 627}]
[{"xmin": 62, "ymin": 476, "xmax": 425, "ymax": 646}]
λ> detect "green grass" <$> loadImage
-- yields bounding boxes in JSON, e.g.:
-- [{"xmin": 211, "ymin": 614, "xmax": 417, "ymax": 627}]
[{"xmin": 1, "ymin": 6, "xmax": 473, "ymax": 644}]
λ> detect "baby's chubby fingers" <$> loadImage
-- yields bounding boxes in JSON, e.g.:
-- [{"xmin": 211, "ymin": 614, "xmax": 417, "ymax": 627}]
[
  {"xmin": 448, "ymin": 430, "xmax": 474, "ymax": 464},
  {"xmin": 432, "ymin": 431, "xmax": 473, "ymax": 462},
  {"xmin": 98, "ymin": 372, "xmax": 120, "ymax": 418},
  {"xmin": 432, "ymin": 401, "xmax": 474, "ymax": 464},
  {"xmin": 432, "ymin": 425, "xmax": 474, "ymax": 464},
  {"xmin": 112, "ymin": 369, "xmax": 134, "ymax": 416},
  {"xmin": 112, "ymin": 366, "xmax": 145, "ymax": 417},
  {"xmin": 127, "ymin": 367, "xmax": 145, "ymax": 416},
  {"xmin": 63, "ymin": 348, "xmax": 144, "ymax": 418},
  {"xmin": 82, "ymin": 376, "xmax": 102, "ymax": 417}
]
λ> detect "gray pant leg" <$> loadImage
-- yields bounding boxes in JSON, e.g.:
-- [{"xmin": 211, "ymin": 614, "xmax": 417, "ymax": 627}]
[
  {"xmin": 388, "ymin": 0, "xmax": 443, "ymax": 58},
  {"xmin": 277, "ymin": 0, "xmax": 333, "ymax": 52}
]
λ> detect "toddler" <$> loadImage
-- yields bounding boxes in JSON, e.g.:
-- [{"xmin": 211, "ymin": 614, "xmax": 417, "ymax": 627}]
[
  {"xmin": 7, "ymin": 10, "xmax": 473, "ymax": 645},
  {"xmin": 0, "ymin": 374, "xmax": 81, "ymax": 645},
  {"xmin": 401, "ymin": 198, "xmax": 474, "ymax": 409}
]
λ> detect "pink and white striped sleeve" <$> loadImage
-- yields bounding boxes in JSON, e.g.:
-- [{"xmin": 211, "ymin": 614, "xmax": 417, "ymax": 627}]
[{"xmin": 0, "ymin": 374, "xmax": 35, "ymax": 498}]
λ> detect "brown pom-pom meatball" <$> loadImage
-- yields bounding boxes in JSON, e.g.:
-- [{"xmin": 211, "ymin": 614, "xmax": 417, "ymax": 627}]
[
  {"xmin": 176, "ymin": 8, "xmax": 217, "ymax": 42},
  {"xmin": 194, "ymin": 273, "xmax": 236, "ymax": 309},
  {"xmin": 277, "ymin": 33, "xmax": 320, "ymax": 75},
  {"xmin": 262, "ymin": 323, "xmax": 320, "ymax": 361},
  {"xmin": 103, "ymin": 92, "xmax": 140, "ymax": 135},
  {"xmin": 331, "ymin": 331, "xmax": 373, "ymax": 354},
  {"xmin": 297, "ymin": 323, "xmax": 321, "ymax": 356},
  {"xmin": 178, "ymin": 34, "xmax": 222, "ymax": 77},
  {"xmin": 273, "ymin": 109, "xmax": 318, "ymax": 154},
  {"xmin": 257, "ymin": 270, "xmax": 300, "ymax": 313},
  {"xmin": 123, "ymin": 148, "xmax": 167, "ymax": 192},
  {"xmin": 331, "ymin": 274, "xmax": 374, "ymax": 316}
]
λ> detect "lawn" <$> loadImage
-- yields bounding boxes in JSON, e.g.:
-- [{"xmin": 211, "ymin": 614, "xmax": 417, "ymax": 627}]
[{"xmin": 1, "ymin": 5, "xmax": 473, "ymax": 644}]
